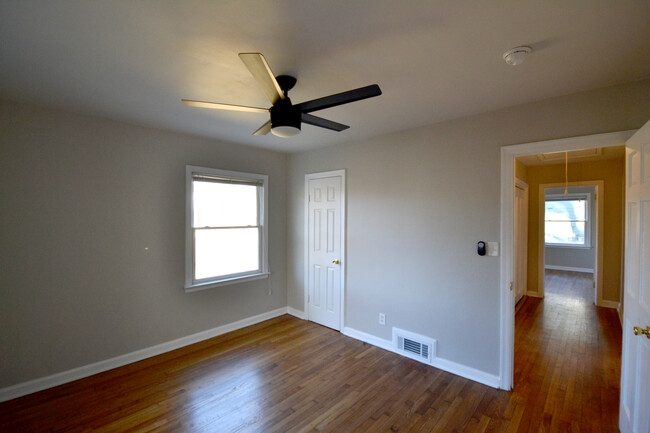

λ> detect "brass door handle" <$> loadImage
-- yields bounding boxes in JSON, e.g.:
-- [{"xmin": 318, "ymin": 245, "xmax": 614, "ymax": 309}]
[
  {"xmin": 332, "ymin": 260, "xmax": 340, "ymax": 265},
  {"xmin": 633, "ymin": 326, "xmax": 650, "ymax": 339}
]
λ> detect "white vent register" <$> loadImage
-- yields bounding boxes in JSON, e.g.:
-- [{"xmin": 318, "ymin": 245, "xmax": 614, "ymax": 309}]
[{"xmin": 393, "ymin": 328, "xmax": 437, "ymax": 365}]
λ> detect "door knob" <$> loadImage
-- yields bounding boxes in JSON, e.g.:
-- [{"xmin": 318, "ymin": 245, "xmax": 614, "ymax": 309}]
[
  {"xmin": 332, "ymin": 260, "xmax": 340, "ymax": 264},
  {"xmin": 633, "ymin": 326, "xmax": 650, "ymax": 339}
]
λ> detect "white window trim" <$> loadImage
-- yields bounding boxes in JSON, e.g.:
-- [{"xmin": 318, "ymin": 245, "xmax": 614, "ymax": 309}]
[
  {"xmin": 184, "ymin": 165, "xmax": 269, "ymax": 292},
  {"xmin": 544, "ymin": 192, "xmax": 592, "ymax": 248}
]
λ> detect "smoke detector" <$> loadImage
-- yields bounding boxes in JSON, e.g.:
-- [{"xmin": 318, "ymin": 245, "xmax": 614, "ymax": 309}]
[{"xmin": 503, "ymin": 46, "xmax": 532, "ymax": 66}]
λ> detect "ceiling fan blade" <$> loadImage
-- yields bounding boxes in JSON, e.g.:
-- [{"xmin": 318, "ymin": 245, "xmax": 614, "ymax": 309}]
[
  {"xmin": 252, "ymin": 120, "xmax": 272, "ymax": 135},
  {"xmin": 301, "ymin": 113, "xmax": 349, "ymax": 132},
  {"xmin": 182, "ymin": 99, "xmax": 268, "ymax": 113},
  {"xmin": 239, "ymin": 53, "xmax": 285, "ymax": 105},
  {"xmin": 297, "ymin": 84, "xmax": 382, "ymax": 114}
]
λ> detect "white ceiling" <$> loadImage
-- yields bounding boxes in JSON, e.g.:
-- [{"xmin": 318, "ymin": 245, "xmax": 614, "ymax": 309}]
[{"xmin": 1, "ymin": 1, "xmax": 649, "ymax": 153}]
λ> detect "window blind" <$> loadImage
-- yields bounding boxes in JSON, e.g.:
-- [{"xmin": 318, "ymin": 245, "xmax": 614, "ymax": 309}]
[{"xmin": 192, "ymin": 174, "xmax": 263, "ymax": 187}]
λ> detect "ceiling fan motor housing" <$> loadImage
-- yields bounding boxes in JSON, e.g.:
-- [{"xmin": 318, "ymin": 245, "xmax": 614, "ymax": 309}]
[{"xmin": 270, "ymin": 99, "xmax": 301, "ymax": 132}]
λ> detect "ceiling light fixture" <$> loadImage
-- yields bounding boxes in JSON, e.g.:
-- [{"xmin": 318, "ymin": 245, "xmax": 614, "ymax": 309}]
[
  {"xmin": 270, "ymin": 100, "xmax": 302, "ymax": 138},
  {"xmin": 271, "ymin": 125, "xmax": 301, "ymax": 138},
  {"xmin": 503, "ymin": 46, "xmax": 532, "ymax": 66}
]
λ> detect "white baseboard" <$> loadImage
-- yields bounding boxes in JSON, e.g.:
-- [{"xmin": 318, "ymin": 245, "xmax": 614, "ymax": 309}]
[
  {"xmin": 1, "ymin": 309, "xmax": 501, "ymax": 402},
  {"xmin": 342, "ymin": 327, "xmax": 394, "ymax": 353},
  {"xmin": 597, "ymin": 299, "xmax": 619, "ymax": 309},
  {"xmin": 0, "ymin": 307, "xmax": 288, "ymax": 403},
  {"xmin": 342, "ymin": 326, "xmax": 500, "ymax": 389},
  {"xmin": 287, "ymin": 307, "xmax": 307, "ymax": 320},
  {"xmin": 544, "ymin": 265, "xmax": 593, "ymax": 273},
  {"xmin": 430, "ymin": 358, "xmax": 500, "ymax": 389}
]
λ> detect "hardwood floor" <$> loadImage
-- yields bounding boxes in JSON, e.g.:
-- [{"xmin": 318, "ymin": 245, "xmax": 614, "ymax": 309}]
[
  {"xmin": 0, "ymin": 272, "xmax": 622, "ymax": 432},
  {"xmin": 512, "ymin": 270, "xmax": 622, "ymax": 432}
]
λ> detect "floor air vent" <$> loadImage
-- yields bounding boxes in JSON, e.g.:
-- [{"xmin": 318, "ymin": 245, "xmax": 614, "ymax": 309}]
[{"xmin": 393, "ymin": 328, "xmax": 436, "ymax": 364}]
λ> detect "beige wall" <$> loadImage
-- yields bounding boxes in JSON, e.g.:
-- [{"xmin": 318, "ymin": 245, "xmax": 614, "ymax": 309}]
[
  {"xmin": 0, "ymin": 100, "xmax": 288, "ymax": 388},
  {"xmin": 525, "ymin": 158, "xmax": 625, "ymax": 302},
  {"xmin": 287, "ymin": 79, "xmax": 649, "ymax": 376}
]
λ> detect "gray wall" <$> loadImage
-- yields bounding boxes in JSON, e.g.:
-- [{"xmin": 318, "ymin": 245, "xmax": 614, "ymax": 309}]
[
  {"xmin": 2, "ymin": 78, "xmax": 648, "ymax": 389},
  {"xmin": 544, "ymin": 186, "xmax": 595, "ymax": 271},
  {"xmin": 0, "ymin": 100, "xmax": 287, "ymax": 387},
  {"xmin": 287, "ymin": 79, "xmax": 650, "ymax": 376}
]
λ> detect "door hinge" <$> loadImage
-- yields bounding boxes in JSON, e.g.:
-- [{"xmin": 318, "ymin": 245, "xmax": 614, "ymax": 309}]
[
  {"xmin": 593, "ymin": 281, "xmax": 596, "ymax": 288},
  {"xmin": 510, "ymin": 282, "xmax": 513, "ymax": 292}
]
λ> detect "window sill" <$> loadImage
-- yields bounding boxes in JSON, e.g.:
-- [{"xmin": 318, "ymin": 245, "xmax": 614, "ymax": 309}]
[
  {"xmin": 185, "ymin": 272, "xmax": 270, "ymax": 293},
  {"xmin": 545, "ymin": 244, "xmax": 592, "ymax": 250}
]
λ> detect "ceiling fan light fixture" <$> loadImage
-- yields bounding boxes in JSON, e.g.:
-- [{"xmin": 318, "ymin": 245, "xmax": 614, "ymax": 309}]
[
  {"xmin": 503, "ymin": 46, "xmax": 532, "ymax": 66},
  {"xmin": 271, "ymin": 125, "xmax": 301, "ymax": 138},
  {"xmin": 270, "ymin": 101, "xmax": 301, "ymax": 138}
]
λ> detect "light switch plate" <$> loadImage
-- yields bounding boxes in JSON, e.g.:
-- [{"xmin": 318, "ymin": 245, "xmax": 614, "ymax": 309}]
[{"xmin": 487, "ymin": 242, "xmax": 499, "ymax": 256}]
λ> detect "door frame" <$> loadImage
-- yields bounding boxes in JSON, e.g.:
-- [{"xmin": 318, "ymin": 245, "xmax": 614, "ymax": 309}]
[
  {"xmin": 304, "ymin": 169, "xmax": 346, "ymax": 331},
  {"xmin": 514, "ymin": 178, "xmax": 529, "ymax": 303},
  {"xmin": 499, "ymin": 130, "xmax": 635, "ymax": 390},
  {"xmin": 536, "ymin": 181, "xmax": 605, "ymax": 306}
]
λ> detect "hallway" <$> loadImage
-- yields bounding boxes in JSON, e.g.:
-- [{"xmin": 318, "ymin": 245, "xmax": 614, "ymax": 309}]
[{"xmin": 513, "ymin": 269, "xmax": 622, "ymax": 431}]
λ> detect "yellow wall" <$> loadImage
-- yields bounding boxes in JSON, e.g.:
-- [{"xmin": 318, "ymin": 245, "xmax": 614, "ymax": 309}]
[{"xmin": 526, "ymin": 157, "xmax": 625, "ymax": 302}]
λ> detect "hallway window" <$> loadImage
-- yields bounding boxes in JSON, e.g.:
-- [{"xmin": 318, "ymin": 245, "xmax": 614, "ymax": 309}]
[{"xmin": 544, "ymin": 194, "xmax": 589, "ymax": 246}]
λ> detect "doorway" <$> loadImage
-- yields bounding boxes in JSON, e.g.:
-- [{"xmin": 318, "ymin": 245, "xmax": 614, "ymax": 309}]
[
  {"xmin": 304, "ymin": 170, "xmax": 346, "ymax": 331},
  {"xmin": 538, "ymin": 182, "xmax": 604, "ymax": 305},
  {"xmin": 499, "ymin": 130, "xmax": 633, "ymax": 390}
]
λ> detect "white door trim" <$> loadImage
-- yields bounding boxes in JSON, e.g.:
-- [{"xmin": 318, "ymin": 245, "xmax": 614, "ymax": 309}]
[
  {"xmin": 499, "ymin": 130, "xmax": 635, "ymax": 390},
  {"xmin": 537, "ymin": 181, "xmax": 604, "ymax": 306},
  {"xmin": 304, "ymin": 169, "xmax": 346, "ymax": 331}
]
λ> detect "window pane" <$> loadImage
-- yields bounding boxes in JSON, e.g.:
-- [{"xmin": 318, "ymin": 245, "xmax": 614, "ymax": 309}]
[
  {"xmin": 545, "ymin": 221, "xmax": 586, "ymax": 244},
  {"xmin": 194, "ymin": 228, "xmax": 259, "ymax": 280},
  {"xmin": 544, "ymin": 200, "xmax": 586, "ymax": 222},
  {"xmin": 193, "ymin": 181, "xmax": 257, "ymax": 227}
]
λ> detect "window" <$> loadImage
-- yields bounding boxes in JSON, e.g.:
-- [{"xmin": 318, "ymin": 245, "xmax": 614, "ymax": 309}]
[
  {"xmin": 185, "ymin": 166, "xmax": 268, "ymax": 292},
  {"xmin": 544, "ymin": 194, "xmax": 590, "ymax": 247}
]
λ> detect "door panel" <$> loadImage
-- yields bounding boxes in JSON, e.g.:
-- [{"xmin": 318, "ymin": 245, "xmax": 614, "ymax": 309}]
[
  {"xmin": 308, "ymin": 175, "xmax": 343, "ymax": 330},
  {"xmin": 620, "ymin": 120, "xmax": 650, "ymax": 433}
]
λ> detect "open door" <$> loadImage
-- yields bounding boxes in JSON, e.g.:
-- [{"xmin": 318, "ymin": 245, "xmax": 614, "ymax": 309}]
[{"xmin": 619, "ymin": 120, "xmax": 650, "ymax": 433}]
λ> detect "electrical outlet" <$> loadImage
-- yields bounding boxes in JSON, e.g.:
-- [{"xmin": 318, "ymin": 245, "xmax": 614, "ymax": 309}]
[{"xmin": 379, "ymin": 313, "xmax": 386, "ymax": 325}]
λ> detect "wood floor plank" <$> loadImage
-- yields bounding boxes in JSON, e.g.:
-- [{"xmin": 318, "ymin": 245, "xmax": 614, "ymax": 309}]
[{"xmin": 0, "ymin": 270, "xmax": 622, "ymax": 432}]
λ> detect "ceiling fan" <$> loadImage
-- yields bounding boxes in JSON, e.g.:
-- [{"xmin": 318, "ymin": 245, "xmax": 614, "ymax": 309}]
[{"xmin": 182, "ymin": 53, "xmax": 382, "ymax": 138}]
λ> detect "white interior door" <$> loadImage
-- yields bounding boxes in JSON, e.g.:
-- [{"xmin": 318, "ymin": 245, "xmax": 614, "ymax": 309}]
[
  {"xmin": 307, "ymin": 173, "xmax": 344, "ymax": 331},
  {"xmin": 620, "ymin": 120, "xmax": 650, "ymax": 433},
  {"xmin": 514, "ymin": 181, "xmax": 529, "ymax": 303}
]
